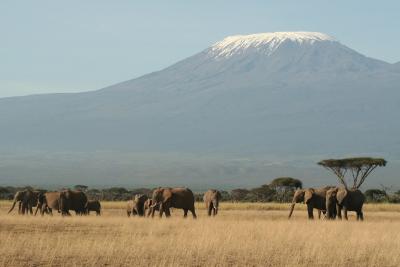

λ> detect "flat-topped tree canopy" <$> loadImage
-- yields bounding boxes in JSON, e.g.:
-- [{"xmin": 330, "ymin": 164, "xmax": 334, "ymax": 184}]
[
  {"xmin": 270, "ymin": 177, "xmax": 303, "ymax": 189},
  {"xmin": 318, "ymin": 157, "xmax": 387, "ymax": 189}
]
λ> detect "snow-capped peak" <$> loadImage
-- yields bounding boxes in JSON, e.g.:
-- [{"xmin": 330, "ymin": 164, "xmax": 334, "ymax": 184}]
[{"xmin": 208, "ymin": 31, "xmax": 335, "ymax": 59}]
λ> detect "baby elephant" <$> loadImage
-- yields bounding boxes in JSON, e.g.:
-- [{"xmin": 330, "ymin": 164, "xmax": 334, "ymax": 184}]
[
  {"xmin": 86, "ymin": 200, "xmax": 101, "ymax": 216},
  {"xmin": 127, "ymin": 194, "xmax": 149, "ymax": 217}
]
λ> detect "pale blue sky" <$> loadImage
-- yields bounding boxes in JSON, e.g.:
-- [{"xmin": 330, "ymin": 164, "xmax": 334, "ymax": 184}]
[{"xmin": 1, "ymin": 1, "xmax": 399, "ymax": 98}]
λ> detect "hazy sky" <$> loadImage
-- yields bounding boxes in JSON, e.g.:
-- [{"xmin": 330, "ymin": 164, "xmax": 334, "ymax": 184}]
[{"xmin": 1, "ymin": 1, "xmax": 399, "ymax": 98}]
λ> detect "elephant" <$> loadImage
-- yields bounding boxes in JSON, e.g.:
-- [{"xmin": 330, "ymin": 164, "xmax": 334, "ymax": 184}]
[
  {"xmin": 288, "ymin": 186, "xmax": 335, "ymax": 219},
  {"xmin": 326, "ymin": 187, "xmax": 365, "ymax": 221},
  {"xmin": 85, "ymin": 200, "xmax": 101, "ymax": 216},
  {"xmin": 8, "ymin": 190, "xmax": 40, "ymax": 215},
  {"xmin": 203, "ymin": 189, "xmax": 221, "ymax": 216},
  {"xmin": 150, "ymin": 187, "xmax": 196, "ymax": 218},
  {"xmin": 35, "ymin": 192, "xmax": 61, "ymax": 216},
  {"xmin": 59, "ymin": 190, "xmax": 88, "ymax": 216},
  {"xmin": 126, "ymin": 200, "xmax": 136, "ymax": 217},
  {"xmin": 126, "ymin": 194, "xmax": 148, "ymax": 217}
]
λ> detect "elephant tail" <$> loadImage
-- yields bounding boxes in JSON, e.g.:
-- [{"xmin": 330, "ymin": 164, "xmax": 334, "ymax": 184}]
[{"xmin": 288, "ymin": 203, "xmax": 296, "ymax": 219}]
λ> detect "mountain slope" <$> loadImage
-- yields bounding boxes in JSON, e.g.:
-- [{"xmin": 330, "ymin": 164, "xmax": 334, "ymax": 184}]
[{"xmin": 0, "ymin": 32, "xmax": 399, "ymax": 187}]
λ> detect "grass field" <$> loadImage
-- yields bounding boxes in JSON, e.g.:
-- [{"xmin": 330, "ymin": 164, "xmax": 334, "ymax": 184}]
[{"xmin": 1, "ymin": 201, "xmax": 400, "ymax": 267}]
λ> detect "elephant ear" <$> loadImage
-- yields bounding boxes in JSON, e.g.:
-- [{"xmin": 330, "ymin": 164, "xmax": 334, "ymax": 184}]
[
  {"xmin": 163, "ymin": 189, "xmax": 173, "ymax": 203},
  {"xmin": 336, "ymin": 188, "xmax": 347, "ymax": 205},
  {"xmin": 304, "ymin": 189, "xmax": 314, "ymax": 204}
]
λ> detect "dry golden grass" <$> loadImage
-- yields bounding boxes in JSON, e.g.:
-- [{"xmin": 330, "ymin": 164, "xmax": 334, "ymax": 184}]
[
  {"xmin": 1, "ymin": 201, "xmax": 400, "ymax": 267},
  {"xmin": 94, "ymin": 200, "xmax": 400, "ymax": 212}
]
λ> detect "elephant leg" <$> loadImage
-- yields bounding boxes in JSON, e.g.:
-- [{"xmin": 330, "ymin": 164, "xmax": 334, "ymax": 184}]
[
  {"xmin": 190, "ymin": 207, "xmax": 197, "ymax": 219},
  {"xmin": 159, "ymin": 205, "xmax": 164, "ymax": 218},
  {"xmin": 359, "ymin": 211, "xmax": 364, "ymax": 221},
  {"xmin": 343, "ymin": 207, "xmax": 348, "ymax": 220},
  {"xmin": 63, "ymin": 210, "xmax": 72, "ymax": 217},
  {"xmin": 34, "ymin": 204, "xmax": 41, "ymax": 216},
  {"xmin": 337, "ymin": 205, "xmax": 342, "ymax": 220},
  {"xmin": 21, "ymin": 202, "xmax": 27, "ymax": 215},
  {"xmin": 165, "ymin": 208, "xmax": 171, "ymax": 218},
  {"xmin": 332, "ymin": 206, "xmax": 337, "ymax": 219},
  {"xmin": 207, "ymin": 204, "xmax": 212, "ymax": 216},
  {"xmin": 307, "ymin": 205, "xmax": 314, "ymax": 219},
  {"xmin": 18, "ymin": 202, "xmax": 22, "ymax": 214},
  {"xmin": 44, "ymin": 206, "xmax": 51, "ymax": 216},
  {"xmin": 25, "ymin": 203, "xmax": 29, "ymax": 215},
  {"xmin": 322, "ymin": 210, "xmax": 327, "ymax": 219}
]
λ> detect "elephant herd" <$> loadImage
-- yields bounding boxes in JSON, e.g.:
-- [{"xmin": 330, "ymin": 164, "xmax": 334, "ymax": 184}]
[
  {"xmin": 6, "ymin": 187, "xmax": 222, "ymax": 219},
  {"xmin": 126, "ymin": 188, "xmax": 222, "ymax": 218},
  {"xmin": 7, "ymin": 186, "xmax": 364, "ymax": 220},
  {"xmin": 288, "ymin": 186, "xmax": 365, "ymax": 220},
  {"xmin": 8, "ymin": 189, "xmax": 101, "ymax": 216}
]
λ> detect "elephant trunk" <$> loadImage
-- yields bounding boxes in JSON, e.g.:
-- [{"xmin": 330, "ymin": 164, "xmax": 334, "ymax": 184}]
[
  {"xmin": 326, "ymin": 198, "xmax": 336, "ymax": 219},
  {"xmin": 150, "ymin": 202, "xmax": 159, "ymax": 218},
  {"xmin": 288, "ymin": 203, "xmax": 296, "ymax": 219},
  {"xmin": 8, "ymin": 200, "xmax": 17, "ymax": 214}
]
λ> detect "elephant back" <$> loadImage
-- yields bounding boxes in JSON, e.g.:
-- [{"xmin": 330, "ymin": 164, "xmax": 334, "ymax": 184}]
[
  {"xmin": 170, "ymin": 187, "xmax": 195, "ymax": 209},
  {"xmin": 87, "ymin": 200, "xmax": 101, "ymax": 210},
  {"xmin": 347, "ymin": 189, "xmax": 365, "ymax": 210},
  {"xmin": 61, "ymin": 190, "xmax": 88, "ymax": 213},
  {"xmin": 44, "ymin": 192, "xmax": 61, "ymax": 210}
]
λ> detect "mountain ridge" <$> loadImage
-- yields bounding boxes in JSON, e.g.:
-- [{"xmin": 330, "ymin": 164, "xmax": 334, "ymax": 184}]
[{"xmin": 0, "ymin": 31, "xmax": 399, "ymax": 187}]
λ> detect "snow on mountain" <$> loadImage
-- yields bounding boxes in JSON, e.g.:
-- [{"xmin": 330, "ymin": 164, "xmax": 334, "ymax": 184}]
[{"xmin": 208, "ymin": 32, "xmax": 335, "ymax": 59}]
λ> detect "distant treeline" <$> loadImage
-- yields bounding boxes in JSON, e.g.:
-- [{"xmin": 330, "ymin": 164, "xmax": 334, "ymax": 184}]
[{"xmin": 1, "ymin": 177, "xmax": 400, "ymax": 203}]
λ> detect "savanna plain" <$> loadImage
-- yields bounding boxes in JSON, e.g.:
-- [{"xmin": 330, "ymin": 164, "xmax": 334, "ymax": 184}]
[{"xmin": 1, "ymin": 201, "xmax": 400, "ymax": 267}]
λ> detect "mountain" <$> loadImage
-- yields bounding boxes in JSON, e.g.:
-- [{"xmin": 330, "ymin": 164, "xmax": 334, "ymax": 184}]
[{"xmin": 1, "ymin": 32, "xmax": 399, "ymax": 188}]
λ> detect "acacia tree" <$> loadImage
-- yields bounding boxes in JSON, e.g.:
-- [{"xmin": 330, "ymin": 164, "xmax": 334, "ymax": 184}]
[
  {"xmin": 269, "ymin": 177, "xmax": 302, "ymax": 202},
  {"xmin": 318, "ymin": 157, "xmax": 387, "ymax": 189}
]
